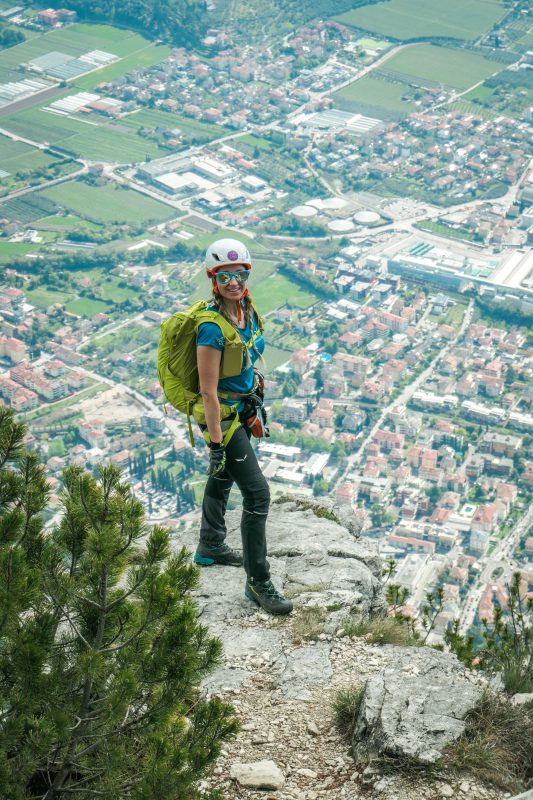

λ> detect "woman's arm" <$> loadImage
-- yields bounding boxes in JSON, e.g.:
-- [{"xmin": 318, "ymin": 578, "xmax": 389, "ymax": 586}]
[{"xmin": 197, "ymin": 345, "xmax": 223, "ymax": 444}]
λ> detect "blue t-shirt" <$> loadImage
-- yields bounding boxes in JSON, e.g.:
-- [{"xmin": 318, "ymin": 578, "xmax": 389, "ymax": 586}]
[{"xmin": 197, "ymin": 305, "xmax": 265, "ymax": 408}]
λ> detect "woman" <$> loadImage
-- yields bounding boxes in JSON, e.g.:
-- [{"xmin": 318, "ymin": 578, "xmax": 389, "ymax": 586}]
[{"xmin": 193, "ymin": 237, "xmax": 293, "ymax": 616}]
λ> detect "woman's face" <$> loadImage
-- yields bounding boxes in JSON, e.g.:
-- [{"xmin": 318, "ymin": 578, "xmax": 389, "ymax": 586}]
[{"xmin": 215, "ymin": 267, "xmax": 250, "ymax": 302}]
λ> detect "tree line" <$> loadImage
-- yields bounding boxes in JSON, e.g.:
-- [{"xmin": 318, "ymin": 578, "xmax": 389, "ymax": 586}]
[{"xmin": 42, "ymin": 0, "xmax": 207, "ymax": 45}]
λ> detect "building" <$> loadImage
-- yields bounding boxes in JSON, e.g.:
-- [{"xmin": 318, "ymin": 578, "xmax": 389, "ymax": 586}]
[{"xmin": 0, "ymin": 336, "xmax": 27, "ymax": 364}]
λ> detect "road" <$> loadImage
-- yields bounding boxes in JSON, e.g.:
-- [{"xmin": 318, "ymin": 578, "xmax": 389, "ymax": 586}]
[{"xmin": 458, "ymin": 503, "xmax": 533, "ymax": 634}]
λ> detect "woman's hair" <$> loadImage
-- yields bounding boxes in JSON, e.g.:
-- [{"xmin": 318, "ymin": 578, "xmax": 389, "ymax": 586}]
[{"xmin": 212, "ymin": 291, "xmax": 265, "ymax": 366}]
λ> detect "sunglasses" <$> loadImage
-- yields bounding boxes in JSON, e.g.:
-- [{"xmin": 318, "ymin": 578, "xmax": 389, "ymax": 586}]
[{"xmin": 215, "ymin": 269, "xmax": 250, "ymax": 286}]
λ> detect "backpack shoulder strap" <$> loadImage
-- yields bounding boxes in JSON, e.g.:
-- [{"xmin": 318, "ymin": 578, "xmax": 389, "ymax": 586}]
[
  {"xmin": 194, "ymin": 308, "xmax": 241, "ymax": 343},
  {"xmin": 250, "ymin": 299, "xmax": 264, "ymax": 335}
]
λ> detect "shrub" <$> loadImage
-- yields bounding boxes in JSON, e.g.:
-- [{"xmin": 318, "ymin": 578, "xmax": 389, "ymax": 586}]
[{"xmin": 445, "ymin": 572, "xmax": 533, "ymax": 693}]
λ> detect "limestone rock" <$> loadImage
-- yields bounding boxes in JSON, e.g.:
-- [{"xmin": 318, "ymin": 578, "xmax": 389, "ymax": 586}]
[
  {"xmin": 510, "ymin": 692, "xmax": 533, "ymax": 706},
  {"xmin": 278, "ymin": 642, "xmax": 333, "ymax": 699},
  {"xmin": 230, "ymin": 759, "xmax": 285, "ymax": 789},
  {"xmin": 352, "ymin": 647, "xmax": 483, "ymax": 765}
]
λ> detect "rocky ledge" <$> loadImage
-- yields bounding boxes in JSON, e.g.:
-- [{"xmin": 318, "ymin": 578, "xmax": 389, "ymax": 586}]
[{"xmin": 174, "ymin": 500, "xmax": 506, "ymax": 800}]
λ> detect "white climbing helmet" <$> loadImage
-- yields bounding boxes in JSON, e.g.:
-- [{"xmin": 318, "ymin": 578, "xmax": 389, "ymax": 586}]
[{"xmin": 204, "ymin": 237, "xmax": 252, "ymax": 277}]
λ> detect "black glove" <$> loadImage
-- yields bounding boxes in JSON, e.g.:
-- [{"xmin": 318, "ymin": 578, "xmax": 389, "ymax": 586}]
[{"xmin": 208, "ymin": 441, "xmax": 226, "ymax": 477}]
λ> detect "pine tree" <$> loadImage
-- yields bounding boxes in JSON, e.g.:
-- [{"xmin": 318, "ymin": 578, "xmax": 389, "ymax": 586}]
[
  {"xmin": 0, "ymin": 411, "xmax": 238, "ymax": 798},
  {"xmin": 0, "ymin": 408, "xmax": 52, "ymax": 797}
]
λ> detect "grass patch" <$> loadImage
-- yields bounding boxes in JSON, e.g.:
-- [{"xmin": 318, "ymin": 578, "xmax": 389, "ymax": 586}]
[
  {"xmin": 35, "ymin": 215, "xmax": 103, "ymax": 230},
  {"xmin": 264, "ymin": 344, "xmax": 291, "ymax": 370},
  {"xmin": 26, "ymin": 287, "xmax": 75, "ymax": 307},
  {"xmin": 444, "ymin": 691, "xmax": 533, "ymax": 793},
  {"xmin": 334, "ymin": 0, "xmax": 506, "ymax": 41},
  {"xmin": 65, "ymin": 297, "xmax": 110, "ymax": 316},
  {"xmin": 342, "ymin": 615, "xmax": 419, "ymax": 647},
  {"xmin": 0, "ymin": 242, "xmax": 38, "ymax": 258},
  {"xmin": 292, "ymin": 606, "xmax": 327, "ymax": 644},
  {"xmin": 333, "ymin": 685, "xmax": 365, "ymax": 742},
  {"xmin": 273, "ymin": 494, "xmax": 340, "ymax": 523},
  {"xmin": 40, "ymin": 181, "xmax": 174, "ymax": 224},
  {"xmin": 285, "ymin": 583, "xmax": 328, "ymax": 600},
  {"xmin": 251, "ymin": 273, "xmax": 317, "ymax": 313}
]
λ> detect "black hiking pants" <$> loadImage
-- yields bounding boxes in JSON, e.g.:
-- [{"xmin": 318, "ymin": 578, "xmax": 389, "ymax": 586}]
[{"xmin": 199, "ymin": 422, "xmax": 270, "ymax": 582}]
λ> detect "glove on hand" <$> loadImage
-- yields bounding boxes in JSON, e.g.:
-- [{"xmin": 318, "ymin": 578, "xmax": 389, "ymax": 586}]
[{"xmin": 208, "ymin": 441, "xmax": 226, "ymax": 477}]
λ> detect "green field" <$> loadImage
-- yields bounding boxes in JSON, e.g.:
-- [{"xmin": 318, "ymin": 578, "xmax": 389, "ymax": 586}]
[
  {"xmin": 382, "ymin": 44, "xmax": 502, "ymax": 90},
  {"xmin": 35, "ymin": 214, "xmax": 103, "ymax": 230},
  {"xmin": 0, "ymin": 136, "xmax": 76, "ymax": 192},
  {"xmin": 65, "ymin": 297, "xmax": 110, "ymax": 316},
  {"xmin": 98, "ymin": 276, "xmax": 140, "ymax": 303},
  {"xmin": 0, "ymin": 107, "xmax": 167, "ymax": 162},
  {"xmin": 26, "ymin": 286, "xmax": 75, "ymax": 307},
  {"xmin": 334, "ymin": 0, "xmax": 506, "ymax": 41},
  {"xmin": 263, "ymin": 344, "xmax": 291, "ymax": 370},
  {"xmin": 122, "ymin": 108, "xmax": 232, "ymax": 144},
  {"xmin": 333, "ymin": 74, "xmax": 417, "ymax": 115},
  {"xmin": 0, "ymin": 241, "xmax": 38, "ymax": 259},
  {"xmin": 72, "ymin": 43, "xmax": 171, "ymax": 91},
  {"xmin": 0, "ymin": 23, "xmax": 154, "ymax": 70},
  {"xmin": 40, "ymin": 180, "xmax": 175, "ymax": 224},
  {"xmin": 0, "ymin": 23, "xmax": 173, "ymax": 162},
  {"xmin": 357, "ymin": 37, "xmax": 390, "ymax": 50},
  {"xmin": 252, "ymin": 273, "xmax": 316, "ymax": 313}
]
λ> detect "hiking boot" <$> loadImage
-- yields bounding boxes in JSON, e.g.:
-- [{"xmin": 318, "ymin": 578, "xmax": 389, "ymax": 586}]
[
  {"xmin": 194, "ymin": 542, "xmax": 243, "ymax": 567},
  {"xmin": 245, "ymin": 578, "xmax": 293, "ymax": 616}
]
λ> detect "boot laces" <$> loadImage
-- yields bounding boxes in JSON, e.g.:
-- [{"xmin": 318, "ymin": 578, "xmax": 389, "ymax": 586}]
[{"xmin": 255, "ymin": 580, "xmax": 283, "ymax": 601}]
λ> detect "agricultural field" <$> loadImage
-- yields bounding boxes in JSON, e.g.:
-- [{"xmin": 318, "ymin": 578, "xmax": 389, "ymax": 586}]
[
  {"xmin": 0, "ymin": 192, "xmax": 58, "ymax": 222},
  {"xmin": 332, "ymin": 74, "xmax": 418, "ymax": 117},
  {"xmin": 40, "ymin": 180, "xmax": 176, "ymax": 225},
  {"xmin": 334, "ymin": 0, "xmax": 506, "ymax": 41},
  {"xmin": 0, "ymin": 136, "xmax": 77, "ymax": 194},
  {"xmin": 72, "ymin": 43, "xmax": 171, "ymax": 91},
  {"xmin": 121, "ymin": 108, "xmax": 232, "ymax": 145},
  {"xmin": 459, "ymin": 76, "xmax": 532, "ymax": 119},
  {"xmin": 380, "ymin": 44, "xmax": 503, "ymax": 90},
  {"xmin": 0, "ymin": 23, "xmax": 154, "ymax": 70},
  {"xmin": 0, "ymin": 107, "xmax": 168, "ymax": 162}
]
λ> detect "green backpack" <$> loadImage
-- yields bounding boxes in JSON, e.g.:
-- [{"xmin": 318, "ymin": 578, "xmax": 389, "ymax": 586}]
[{"xmin": 157, "ymin": 299, "xmax": 263, "ymax": 445}]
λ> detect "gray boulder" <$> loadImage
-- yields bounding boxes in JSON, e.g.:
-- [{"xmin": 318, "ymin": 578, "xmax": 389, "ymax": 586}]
[
  {"xmin": 352, "ymin": 647, "xmax": 483, "ymax": 765},
  {"xmin": 243, "ymin": 501, "xmax": 386, "ymax": 620}
]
